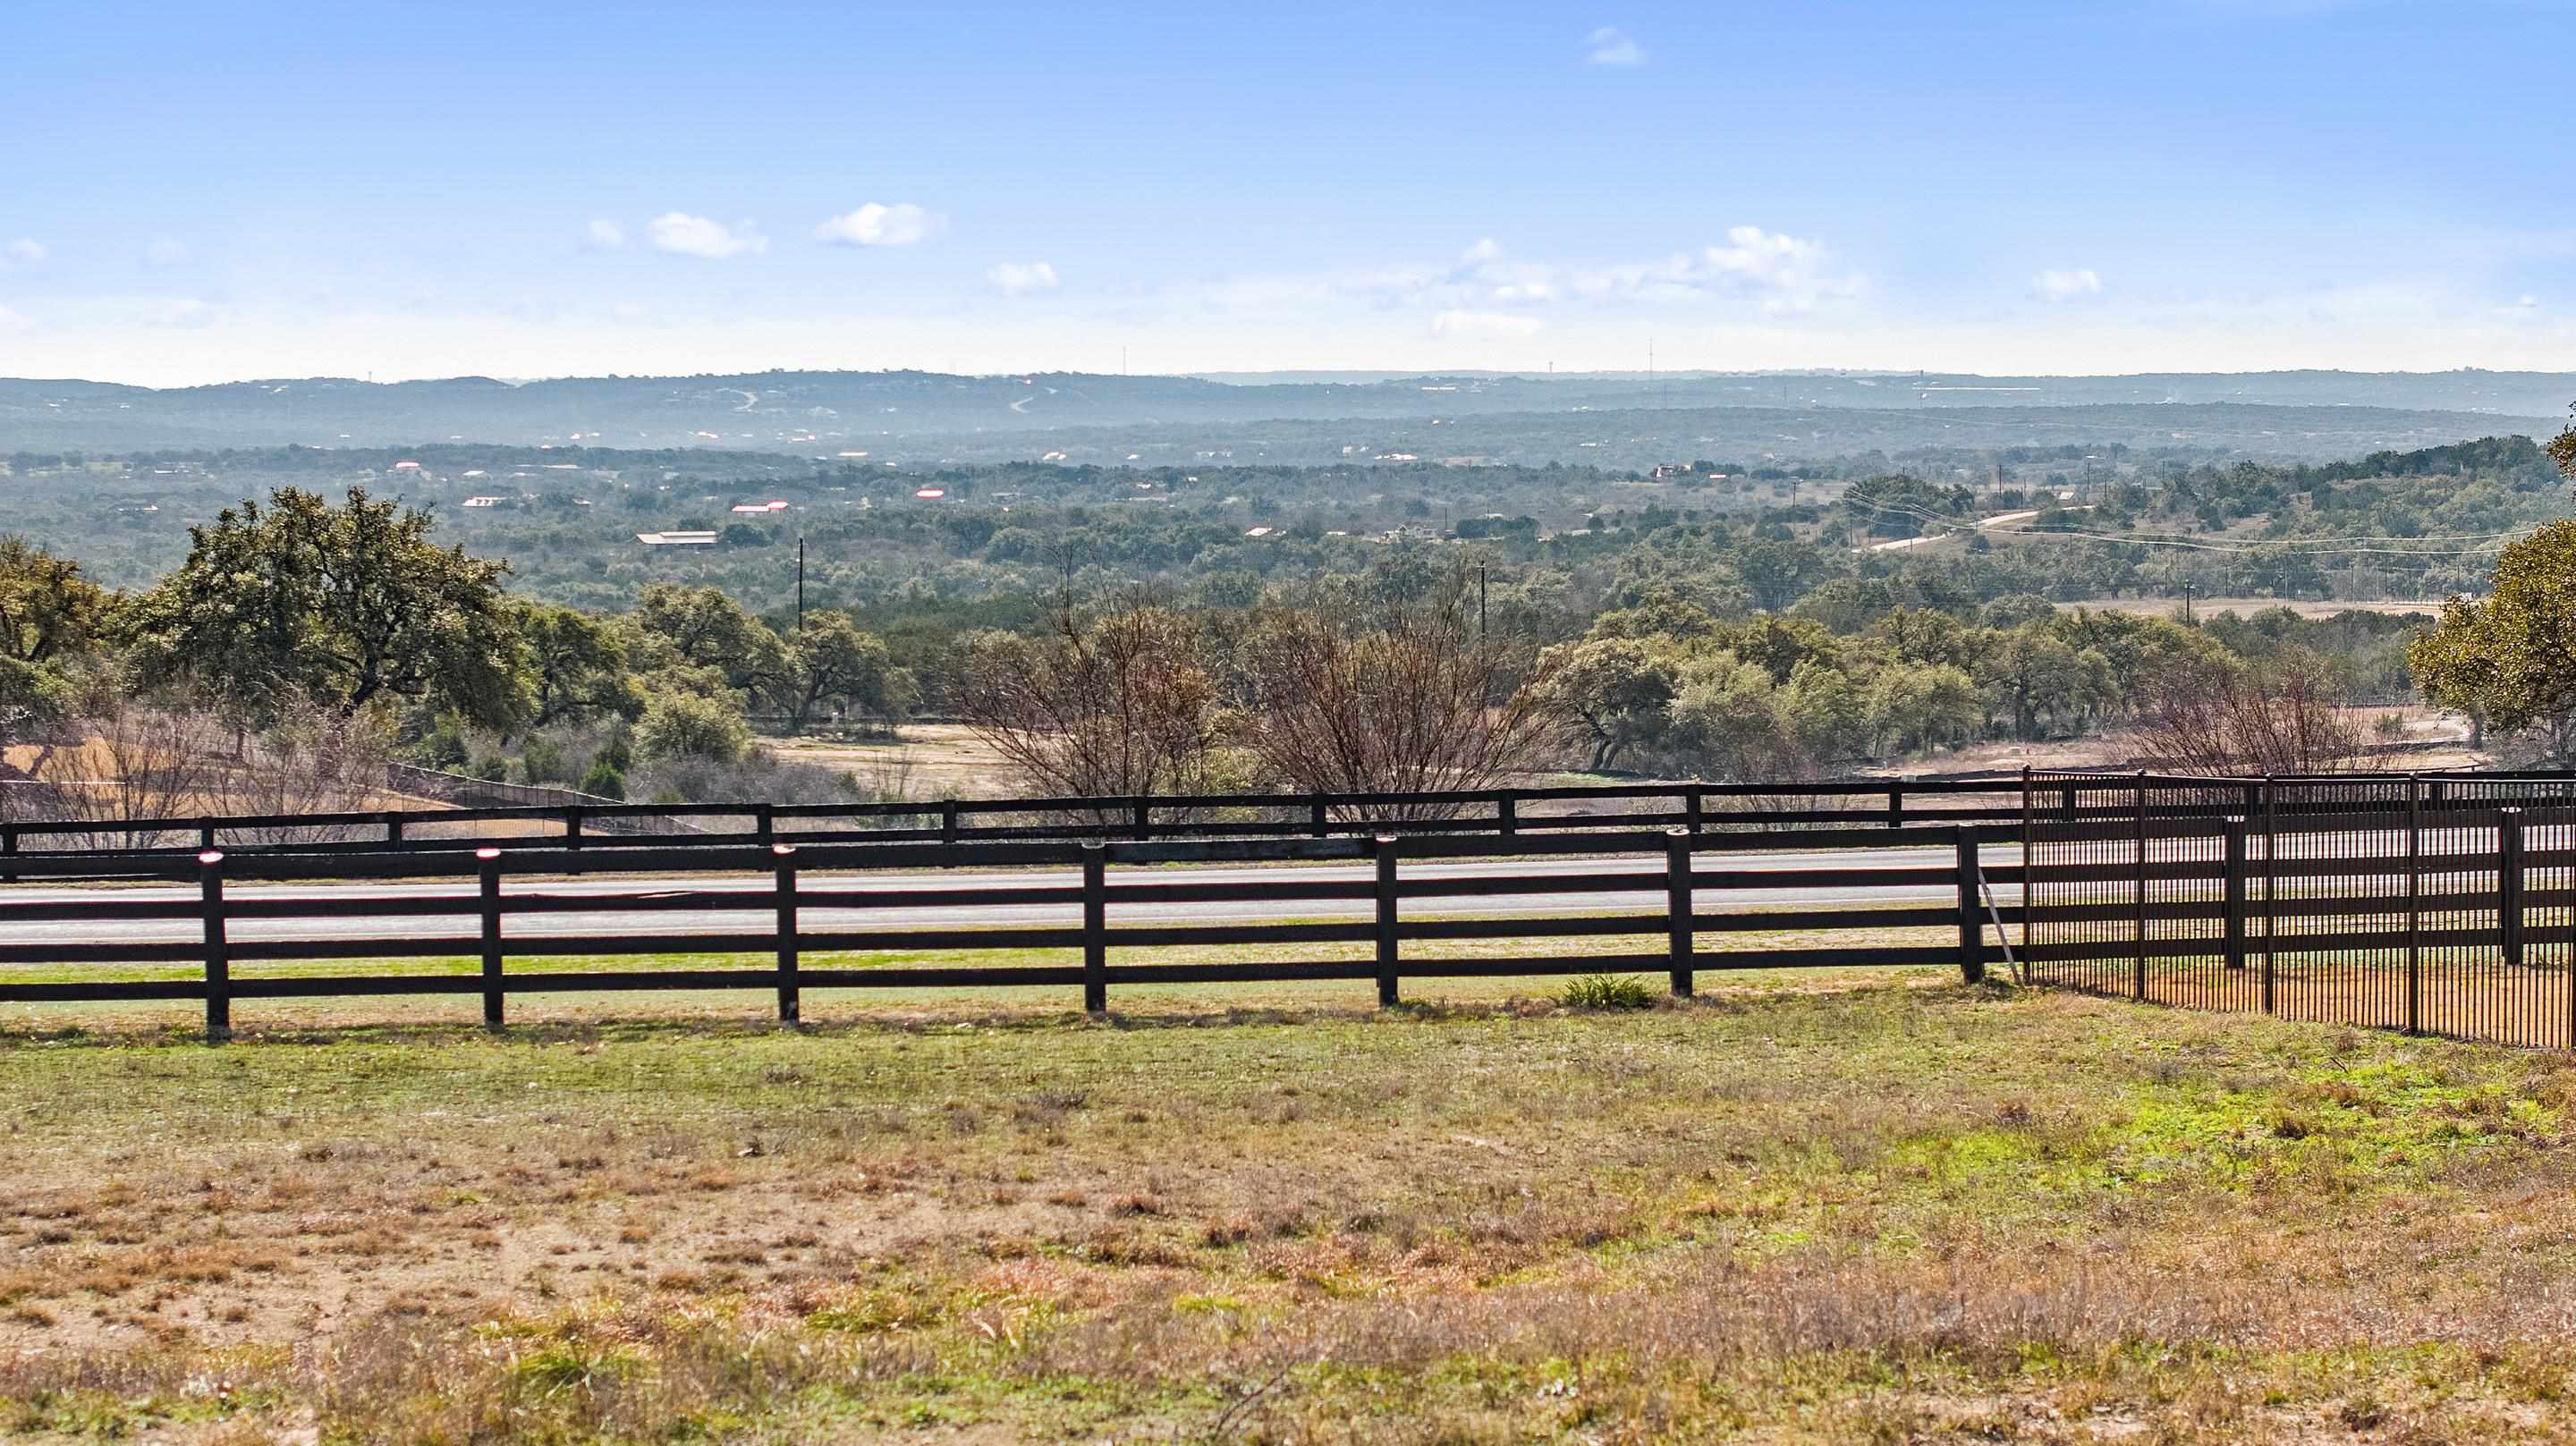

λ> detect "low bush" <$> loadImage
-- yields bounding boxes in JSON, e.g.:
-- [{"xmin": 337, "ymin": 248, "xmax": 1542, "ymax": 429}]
[{"xmin": 1558, "ymin": 973, "xmax": 1660, "ymax": 1011}]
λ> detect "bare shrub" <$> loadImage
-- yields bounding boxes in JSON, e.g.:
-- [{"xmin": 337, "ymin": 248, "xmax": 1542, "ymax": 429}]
[
  {"xmin": 2137, "ymin": 648, "xmax": 2369, "ymax": 775},
  {"xmin": 953, "ymin": 599, "xmax": 1231, "ymax": 803},
  {"xmin": 1243, "ymin": 596, "xmax": 1565, "ymax": 821},
  {"xmin": 10, "ymin": 700, "xmax": 232, "ymax": 846},
  {"xmin": 225, "ymin": 699, "xmax": 398, "ymax": 844},
  {"xmin": 624, "ymin": 754, "xmax": 860, "ymax": 809},
  {"xmin": 851, "ymin": 748, "xmax": 921, "ymax": 805},
  {"xmin": 9, "ymin": 695, "xmax": 398, "ymax": 845}
]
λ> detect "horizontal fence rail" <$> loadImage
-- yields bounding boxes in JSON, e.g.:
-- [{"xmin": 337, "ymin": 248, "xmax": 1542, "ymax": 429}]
[
  {"xmin": 0, "ymin": 825, "xmax": 2034, "ymax": 1036},
  {"xmin": 0, "ymin": 775, "xmax": 2100, "ymax": 871},
  {"xmin": 16, "ymin": 769, "xmax": 2576, "ymax": 873}
]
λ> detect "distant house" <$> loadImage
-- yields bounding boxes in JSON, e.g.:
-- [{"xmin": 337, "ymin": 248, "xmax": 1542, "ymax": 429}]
[
  {"xmin": 1243, "ymin": 526, "xmax": 1275, "ymax": 538},
  {"xmin": 462, "ymin": 495, "xmax": 507, "ymax": 508},
  {"xmin": 636, "ymin": 530, "xmax": 719, "ymax": 546},
  {"xmin": 391, "ymin": 460, "xmax": 422, "ymax": 472},
  {"xmin": 728, "ymin": 500, "xmax": 791, "ymax": 514}
]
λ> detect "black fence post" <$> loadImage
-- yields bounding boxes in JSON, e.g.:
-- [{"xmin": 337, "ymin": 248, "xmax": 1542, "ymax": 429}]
[
  {"xmin": 477, "ymin": 847, "xmax": 505, "ymax": 1030},
  {"xmin": 0, "ymin": 824, "xmax": 15, "ymax": 884},
  {"xmin": 2261, "ymin": 777, "xmax": 2278, "ymax": 1015},
  {"xmin": 385, "ymin": 813, "xmax": 405, "ymax": 849},
  {"xmin": 1081, "ymin": 843, "xmax": 1107, "ymax": 1013},
  {"xmin": 1954, "ymin": 827, "xmax": 1986, "ymax": 985},
  {"xmin": 198, "ymin": 819, "xmax": 216, "ymax": 852},
  {"xmin": 2501, "ymin": 808, "xmax": 2527, "ymax": 969},
  {"xmin": 1497, "ymin": 792, "xmax": 1518, "ymax": 838},
  {"xmin": 1887, "ymin": 784, "xmax": 1904, "ymax": 831},
  {"xmin": 1684, "ymin": 787, "xmax": 1705, "ymax": 835},
  {"xmin": 2406, "ymin": 776, "xmax": 2423, "ymax": 1036},
  {"xmin": 1665, "ymin": 828, "xmax": 1694, "ymax": 997},
  {"xmin": 773, "ymin": 844, "xmax": 801, "ymax": 1026},
  {"xmin": 1131, "ymin": 796, "xmax": 1151, "ymax": 842},
  {"xmin": 1374, "ymin": 833, "xmax": 1401, "ymax": 1008},
  {"xmin": 756, "ymin": 805, "xmax": 776, "ymax": 846},
  {"xmin": 2223, "ymin": 817, "xmax": 2248, "ymax": 972},
  {"xmin": 2132, "ymin": 771, "xmax": 2148, "ymax": 1003},
  {"xmin": 941, "ymin": 799, "xmax": 960, "ymax": 845},
  {"xmin": 2018, "ymin": 765, "xmax": 2034, "ymax": 964},
  {"xmin": 564, "ymin": 808, "xmax": 584, "ymax": 851},
  {"xmin": 198, "ymin": 849, "xmax": 230, "ymax": 1042},
  {"xmin": 1310, "ymin": 794, "xmax": 1328, "ymax": 838}
]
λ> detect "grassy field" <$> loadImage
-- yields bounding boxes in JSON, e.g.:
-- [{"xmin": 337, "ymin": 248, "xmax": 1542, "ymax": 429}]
[{"xmin": 9, "ymin": 972, "xmax": 2576, "ymax": 1443}]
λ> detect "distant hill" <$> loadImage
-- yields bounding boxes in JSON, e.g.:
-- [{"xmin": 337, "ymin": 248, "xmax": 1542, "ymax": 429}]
[{"xmin": 0, "ymin": 367, "xmax": 2565, "ymax": 457}]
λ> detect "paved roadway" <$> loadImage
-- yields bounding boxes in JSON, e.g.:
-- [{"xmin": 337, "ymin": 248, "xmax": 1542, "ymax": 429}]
[{"xmin": 0, "ymin": 844, "xmax": 2026, "ymax": 951}]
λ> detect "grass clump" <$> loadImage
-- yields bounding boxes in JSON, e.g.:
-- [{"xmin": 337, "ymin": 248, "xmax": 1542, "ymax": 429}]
[{"xmin": 1557, "ymin": 973, "xmax": 1660, "ymax": 1011}]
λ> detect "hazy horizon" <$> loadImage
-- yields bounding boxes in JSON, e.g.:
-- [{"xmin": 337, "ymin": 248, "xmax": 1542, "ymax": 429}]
[{"xmin": 8, "ymin": 363, "xmax": 2576, "ymax": 394}]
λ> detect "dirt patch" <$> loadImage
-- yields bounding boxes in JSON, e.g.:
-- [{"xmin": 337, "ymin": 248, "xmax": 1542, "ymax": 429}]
[{"xmin": 764, "ymin": 723, "xmax": 1019, "ymax": 799}]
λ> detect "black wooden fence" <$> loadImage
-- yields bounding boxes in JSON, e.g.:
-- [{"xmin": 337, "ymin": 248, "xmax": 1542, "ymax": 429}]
[
  {"xmin": 0, "ymin": 776, "xmax": 2042, "ymax": 872},
  {"xmin": 14, "ymin": 767, "xmax": 2576, "ymax": 1044},
  {"xmin": 0, "ymin": 824, "xmax": 2020, "ymax": 1036}
]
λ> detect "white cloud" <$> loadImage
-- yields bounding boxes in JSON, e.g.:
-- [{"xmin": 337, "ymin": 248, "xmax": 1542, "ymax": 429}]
[
  {"xmin": 144, "ymin": 236, "xmax": 189, "ymax": 266},
  {"xmin": 1432, "ymin": 309, "xmax": 1546, "ymax": 340},
  {"xmin": 647, "ymin": 212, "xmax": 767, "ymax": 258},
  {"xmin": 1572, "ymin": 225, "xmax": 1859, "ymax": 313},
  {"xmin": 1447, "ymin": 238, "xmax": 1559, "ymax": 304},
  {"xmin": 2032, "ymin": 267, "xmax": 2106, "ymax": 302},
  {"xmin": 2514, "ymin": 293, "xmax": 2540, "ymax": 309},
  {"xmin": 987, "ymin": 261, "xmax": 1060, "ymax": 294},
  {"xmin": 1586, "ymin": 26, "xmax": 1646, "ymax": 66},
  {"xmin": 1, "ymin": 238, "xmax": 45, "ymax": 268},
  {"xmin": 815, "ymin": 203, "xmax": 943, "ymax": 247},
  {"xmin": 0, "ymin": 304, "xmax": 28, "ymax": 333},
  {"xmin": 584, "ymin": 218, "xmax": 626, "ymax": 249}
]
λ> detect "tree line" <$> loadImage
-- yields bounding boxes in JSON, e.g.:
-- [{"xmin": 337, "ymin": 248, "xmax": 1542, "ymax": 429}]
[{"xmin": 4, "ymin": 408, "xmax": 2571, "ymax": 820}]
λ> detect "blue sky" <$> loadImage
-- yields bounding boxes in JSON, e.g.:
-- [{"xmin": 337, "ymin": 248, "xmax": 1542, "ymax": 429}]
[{"xmin": 3, "ymin": 0, "xmax": 2571, "ymax": 384}]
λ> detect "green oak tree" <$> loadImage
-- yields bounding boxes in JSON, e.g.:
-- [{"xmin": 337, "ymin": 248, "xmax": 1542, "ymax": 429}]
[
  {"xmin": 117, "ymin": 488, "xmax": 527, "ymax": 729},
  {"xmin": 2411, "ymin": 520, "xmax": 2576, "ymax": 765}
]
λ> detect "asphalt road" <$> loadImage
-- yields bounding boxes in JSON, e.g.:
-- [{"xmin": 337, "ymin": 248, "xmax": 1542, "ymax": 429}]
[{"xmin": 1, "ymin": 844, "xmax": 2024, "ymax": 951}]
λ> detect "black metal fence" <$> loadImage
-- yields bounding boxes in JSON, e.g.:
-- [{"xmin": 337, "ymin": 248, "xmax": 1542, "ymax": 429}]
[{"xmin": 2020, "ymin": 770, "xmax": 2576, "ymax": 1049}]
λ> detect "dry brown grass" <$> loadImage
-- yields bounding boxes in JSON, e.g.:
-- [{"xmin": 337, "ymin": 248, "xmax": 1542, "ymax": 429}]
[{"xmin": 7, "ymin": 983, "xmax": 2576, "ymax": 1441}]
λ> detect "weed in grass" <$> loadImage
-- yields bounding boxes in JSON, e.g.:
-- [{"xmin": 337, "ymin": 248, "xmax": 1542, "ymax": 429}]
[{"xmin": 1556, "ymin": 973, "xmax": 1660, "ymax": 1011}]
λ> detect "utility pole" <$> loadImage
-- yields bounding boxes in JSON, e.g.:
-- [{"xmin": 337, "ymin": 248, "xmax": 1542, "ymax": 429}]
[
  {"xmin": 2182, "ymin": 581, "xmax": 2195, "ymax": 625},
  {"xmin": 796, "ymin": 537, "xmax": 806, "ymax": 632},
  {"xmin": 1479, "ymin": 562, "xmax": 1488, "ymax": 639}
]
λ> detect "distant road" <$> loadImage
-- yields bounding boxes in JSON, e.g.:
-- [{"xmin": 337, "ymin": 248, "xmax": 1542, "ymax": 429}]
[{"xmin": 3, "ymin": 845, "xmax": 2020, "ymax": 954}]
